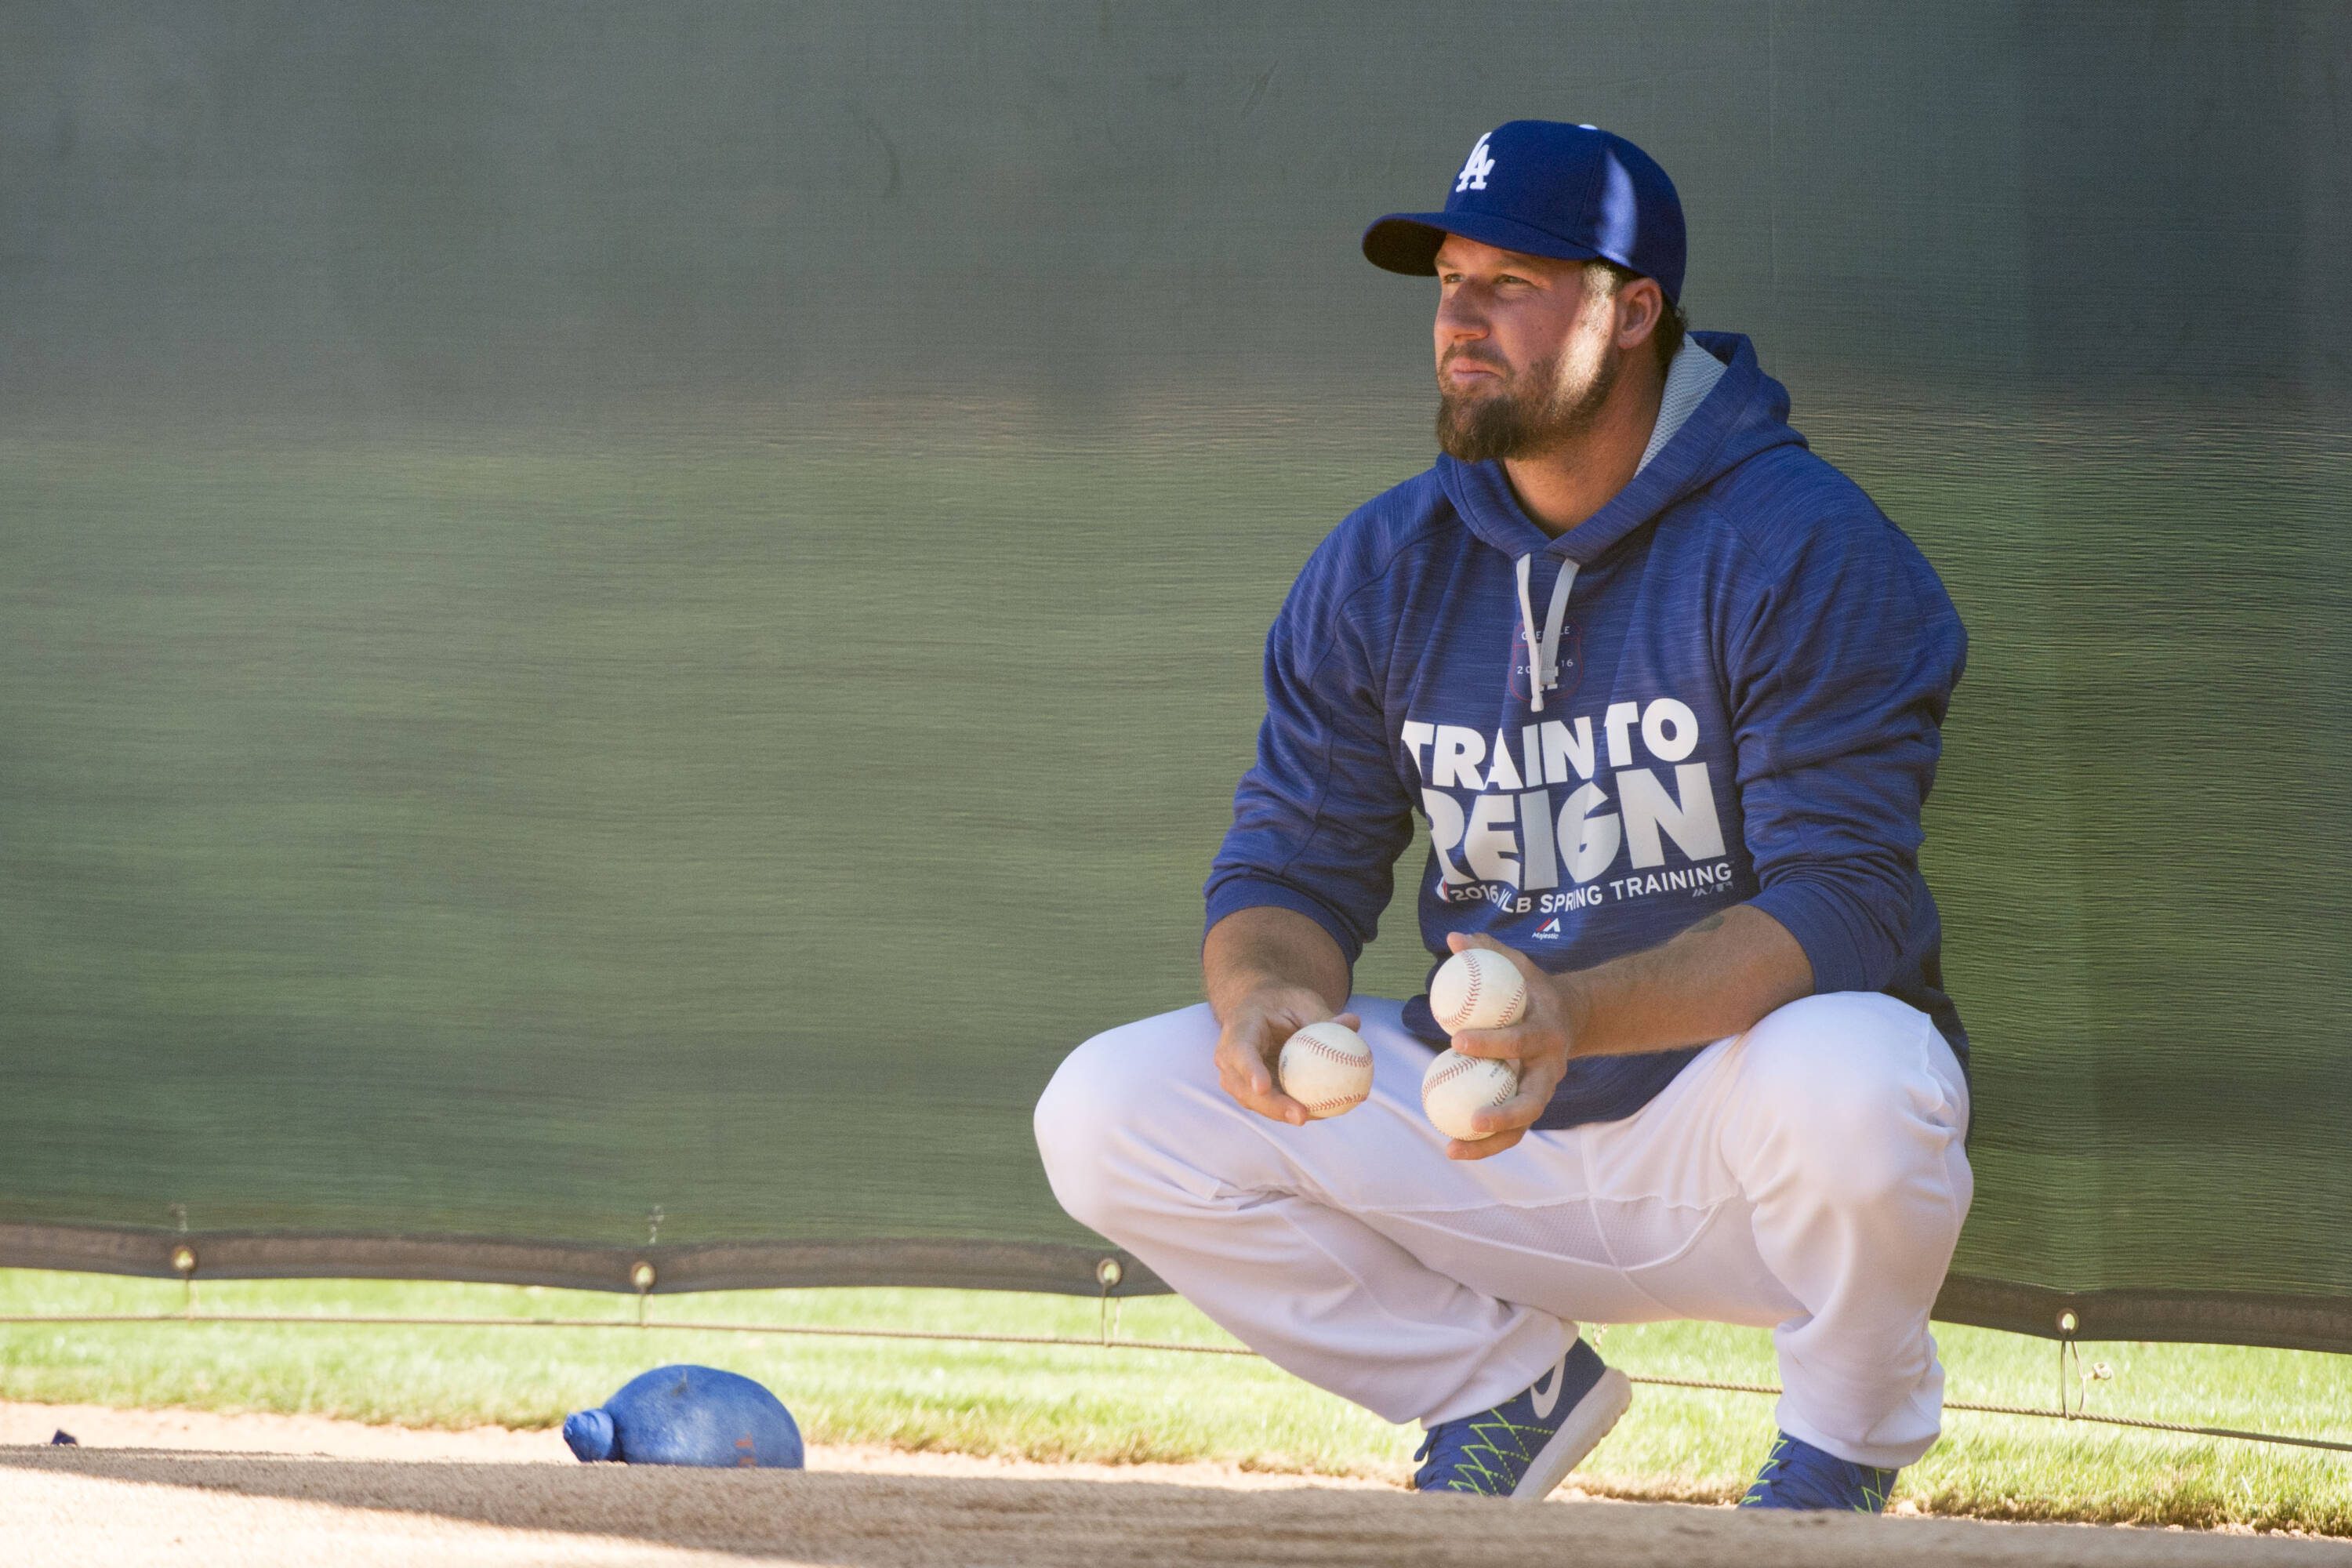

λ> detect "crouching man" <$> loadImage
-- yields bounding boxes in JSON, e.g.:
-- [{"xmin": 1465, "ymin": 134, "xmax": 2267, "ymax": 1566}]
[{"xmin": 1036, "ymin": 120, "xmax": 1972, "ymax": 1511}]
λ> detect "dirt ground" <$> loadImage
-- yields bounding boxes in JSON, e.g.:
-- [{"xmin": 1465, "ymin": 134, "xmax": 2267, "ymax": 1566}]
[{"xmin": 5, "ymin": 1401, "xmax": 2349, "ymax": 1567}]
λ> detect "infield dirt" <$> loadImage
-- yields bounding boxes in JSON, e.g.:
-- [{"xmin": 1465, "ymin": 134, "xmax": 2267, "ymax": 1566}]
[{"xmin": 5, "ymin": 1401, "xmax": 2348, "ymax": 1567}]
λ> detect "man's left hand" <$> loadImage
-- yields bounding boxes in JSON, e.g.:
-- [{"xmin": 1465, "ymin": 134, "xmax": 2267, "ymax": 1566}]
[{"xmin": 1438, "ymin": 931, "xmax": 1587, "ymax": 1160}]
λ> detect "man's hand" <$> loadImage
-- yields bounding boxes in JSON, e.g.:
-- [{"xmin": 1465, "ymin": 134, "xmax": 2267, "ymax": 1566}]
[
  {"xmin": 1214, "ymin": 985, "xmax": 1364, "ymax": 1128},
  {"xmin": 1433, "ymin": 906, "xmax": 1813, "ymax": 1160},
  {"xmin": 1438, "ymin": 931, "xmax": 1585, "ymax": 1160},
  {"xmin": 1203, "ymin": 906, "xmax": 1358, "ymax": 1128}
]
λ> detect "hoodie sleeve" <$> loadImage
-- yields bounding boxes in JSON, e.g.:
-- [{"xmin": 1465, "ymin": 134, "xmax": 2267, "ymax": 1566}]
[
  {"xmin": 1727, "ymin": 507, "xmax": 1966, "ymax": 996},
  {"xmin": 1203, "ymin": 543, "xmax": 1415, "ymax": 967}
]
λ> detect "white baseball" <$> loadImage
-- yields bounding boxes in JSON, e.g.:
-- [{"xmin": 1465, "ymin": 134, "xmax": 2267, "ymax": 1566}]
[
  {"xmin": 1421, "ymin": 1048, "xmax": 1520, "ymax": 1142},
  {"xmin": 1428, "ymin": 947, "xmax": 1529, "ymax": 1034},
  {"xmin": 1277, "ymin": 1021, "xmax": 1374, "ymax": 1120}
]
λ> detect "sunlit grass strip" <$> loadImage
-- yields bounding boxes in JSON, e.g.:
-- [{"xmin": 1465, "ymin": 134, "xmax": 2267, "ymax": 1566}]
[
  {"xmin": 6, "ymin": 1305, "xmax": 2348, "ymax": 1454},
  {"xmin": 8, "ymin": 1273, "xmax": 2351, "ymax": 1534}
]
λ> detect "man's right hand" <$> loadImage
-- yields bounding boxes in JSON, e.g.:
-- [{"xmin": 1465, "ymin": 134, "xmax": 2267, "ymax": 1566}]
[
  {"xmin": 1203, "ymin": 906, "xmax": 1359, "ymax": 1127},
  {"xmin": 1213, "ymin": 983, "xmax": 1363, "ymax": 1127}
]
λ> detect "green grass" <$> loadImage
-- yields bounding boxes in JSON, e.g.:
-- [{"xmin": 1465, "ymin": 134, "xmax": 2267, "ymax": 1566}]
[{"xmin": 3, "ymin": 1272, "xmax": 2347, "ymax": 1534}]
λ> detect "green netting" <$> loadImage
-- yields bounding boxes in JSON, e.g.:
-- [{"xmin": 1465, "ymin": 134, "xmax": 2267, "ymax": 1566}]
[{"xmin": 2, "ymin": 2, "xmax": 2347, "ymax": 1345}]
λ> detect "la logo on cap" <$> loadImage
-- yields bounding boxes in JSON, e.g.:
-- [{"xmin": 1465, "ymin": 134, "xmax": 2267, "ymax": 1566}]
[{"xmin": 1454, "ymin": 132, "xmax": 1496, "ymax": 193}]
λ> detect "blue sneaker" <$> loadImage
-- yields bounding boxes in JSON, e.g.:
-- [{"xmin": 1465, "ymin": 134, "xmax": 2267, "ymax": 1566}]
[
  {"xmin": 1411, "ymin": 1339, "xmax": 1632, "ymax": 1500},
  {"xmin": 1737, "ymin": 1431, "xmax": 1899, "ymax": 1512}
]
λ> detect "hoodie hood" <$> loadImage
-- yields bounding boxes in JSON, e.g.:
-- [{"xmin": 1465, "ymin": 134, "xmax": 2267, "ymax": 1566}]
[{"xmin": 1436, "ymin": 331, "xmax": 1807, "ymax": 565}]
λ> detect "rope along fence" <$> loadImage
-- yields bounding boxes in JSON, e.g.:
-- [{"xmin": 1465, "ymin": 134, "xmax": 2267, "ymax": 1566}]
[{"xmin": 7, "ymin": 1307, "xmax": 2347, "ymax": 1457}]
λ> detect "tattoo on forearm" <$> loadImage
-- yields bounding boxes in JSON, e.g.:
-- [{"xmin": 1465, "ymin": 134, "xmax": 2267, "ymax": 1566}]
[{"xmin": 1686, "ymin": 913, "xmax": 1728, "ymax": 935}]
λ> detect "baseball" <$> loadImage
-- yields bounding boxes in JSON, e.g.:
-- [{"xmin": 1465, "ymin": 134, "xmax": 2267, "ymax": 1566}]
[
  {"xmin": 1277, "ymin": 1021, "xmax": 1374, "ymax": 1120},
  {"xmin": 1421, "ymin": 1048, "xmax": 1519, "ymax": 1142},
  {"xmin": 1428, "ymin": 947, "xmax": 1529, "ymax": 1034}
]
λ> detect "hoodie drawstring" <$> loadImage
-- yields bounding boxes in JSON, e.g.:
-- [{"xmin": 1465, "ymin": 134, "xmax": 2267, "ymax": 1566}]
[{"xmin": 1514, "ymin": 554, "xmax": 1580, "ymax": 713}]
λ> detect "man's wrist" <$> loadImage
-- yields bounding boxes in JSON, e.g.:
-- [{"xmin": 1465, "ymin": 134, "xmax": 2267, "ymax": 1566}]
[
  {"xmin": 1214, "ymin": 972, "xmax": 1319, "ymax": 1025},
  {"xmin": 1552, "ymin": 968, "xmax": 1606, "ymax": 1058},
  {"xmin": 1203, "ymin": 906, "xmax": 1352, "ymax": 1022}
]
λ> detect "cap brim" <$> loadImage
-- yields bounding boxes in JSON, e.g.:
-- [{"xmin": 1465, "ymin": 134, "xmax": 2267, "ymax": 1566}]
[{"xmin": 1361, "ymin": 210, "xmax": 1603, "ymax": 275}]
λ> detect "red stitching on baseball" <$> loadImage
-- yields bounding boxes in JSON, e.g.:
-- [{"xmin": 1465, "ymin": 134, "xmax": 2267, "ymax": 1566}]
[
  {"xmin": 1443, "ymin": 960, "xmax": 1484, "ymax": 1031},
  {"xmin": 1284, "ymin": 1029, "xmax": 1370, "ymax": 1115},
  {"xmin": 1424, "ymin": 1054, "xmax": 1513, "ymax": 1109},
  {"xmin": 1422, "ymin": 1056, "xmax": 1476, "ymax": 1101}
]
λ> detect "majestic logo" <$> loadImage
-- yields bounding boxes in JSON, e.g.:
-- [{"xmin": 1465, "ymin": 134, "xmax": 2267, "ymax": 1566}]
[
  {"xmin": 1534, "ymin": 916, "xmax": 1563, "ymax": 938},
  {"xmin": 1454, "ymin": 132, "xmax": 1497, "ymax": 193}
]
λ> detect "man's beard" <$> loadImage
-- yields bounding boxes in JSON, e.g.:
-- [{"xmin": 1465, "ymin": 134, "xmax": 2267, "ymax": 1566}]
[{"xmin": 1435, "ymin": 343, "xmax": 1621, "ymax": 463}]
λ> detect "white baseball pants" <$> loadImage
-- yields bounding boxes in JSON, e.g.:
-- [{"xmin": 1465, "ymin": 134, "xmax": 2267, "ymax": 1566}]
[{"xmin": 1033, "ymin": 990, "xmax": 1971, "ymax": 1471}]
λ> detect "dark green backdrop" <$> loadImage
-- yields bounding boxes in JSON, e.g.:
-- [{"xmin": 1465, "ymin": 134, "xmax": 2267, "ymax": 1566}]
[{"xmin": 3, "ymin": 2, "xmax": 2347, "ymax": 1348}]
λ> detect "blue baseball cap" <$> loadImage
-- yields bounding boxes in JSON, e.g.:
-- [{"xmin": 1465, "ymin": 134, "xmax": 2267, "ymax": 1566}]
[{"xmin": 1363, "ymin": 121, "xmax": 1686, "ymax": 304}]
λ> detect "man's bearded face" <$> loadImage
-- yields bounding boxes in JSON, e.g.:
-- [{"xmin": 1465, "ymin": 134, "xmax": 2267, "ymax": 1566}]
[{"xmin": 1435, "ymin": 311, "xmax": 1623, "ymax": 464}]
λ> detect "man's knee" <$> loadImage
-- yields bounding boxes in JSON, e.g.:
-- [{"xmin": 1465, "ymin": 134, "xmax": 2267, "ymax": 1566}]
[
  {"xmin": 1033, "ymin": 1004, "xmax": 1221, "ymax": 1233},
  {"xmin": 1734, "ymin": 993, "xmax": 1968, "ymax": 1209}
]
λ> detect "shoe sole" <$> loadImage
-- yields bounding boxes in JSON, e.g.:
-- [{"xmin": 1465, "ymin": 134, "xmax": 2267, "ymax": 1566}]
[{"xmin": 1508, "ymin": 1367, "xmax": 1632, "ymax": 1501}]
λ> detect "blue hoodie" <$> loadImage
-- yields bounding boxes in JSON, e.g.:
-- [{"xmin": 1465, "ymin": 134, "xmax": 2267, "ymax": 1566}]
[{"xmin": 1206, "ymin": 331, "xmax": 1968, "ymax": 1129}]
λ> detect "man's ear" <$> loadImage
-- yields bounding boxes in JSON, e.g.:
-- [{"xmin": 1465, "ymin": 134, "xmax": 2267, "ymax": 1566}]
[{"xmin": 1616, "ymin": 277, "xmax": 1663, "ymax": 352}]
